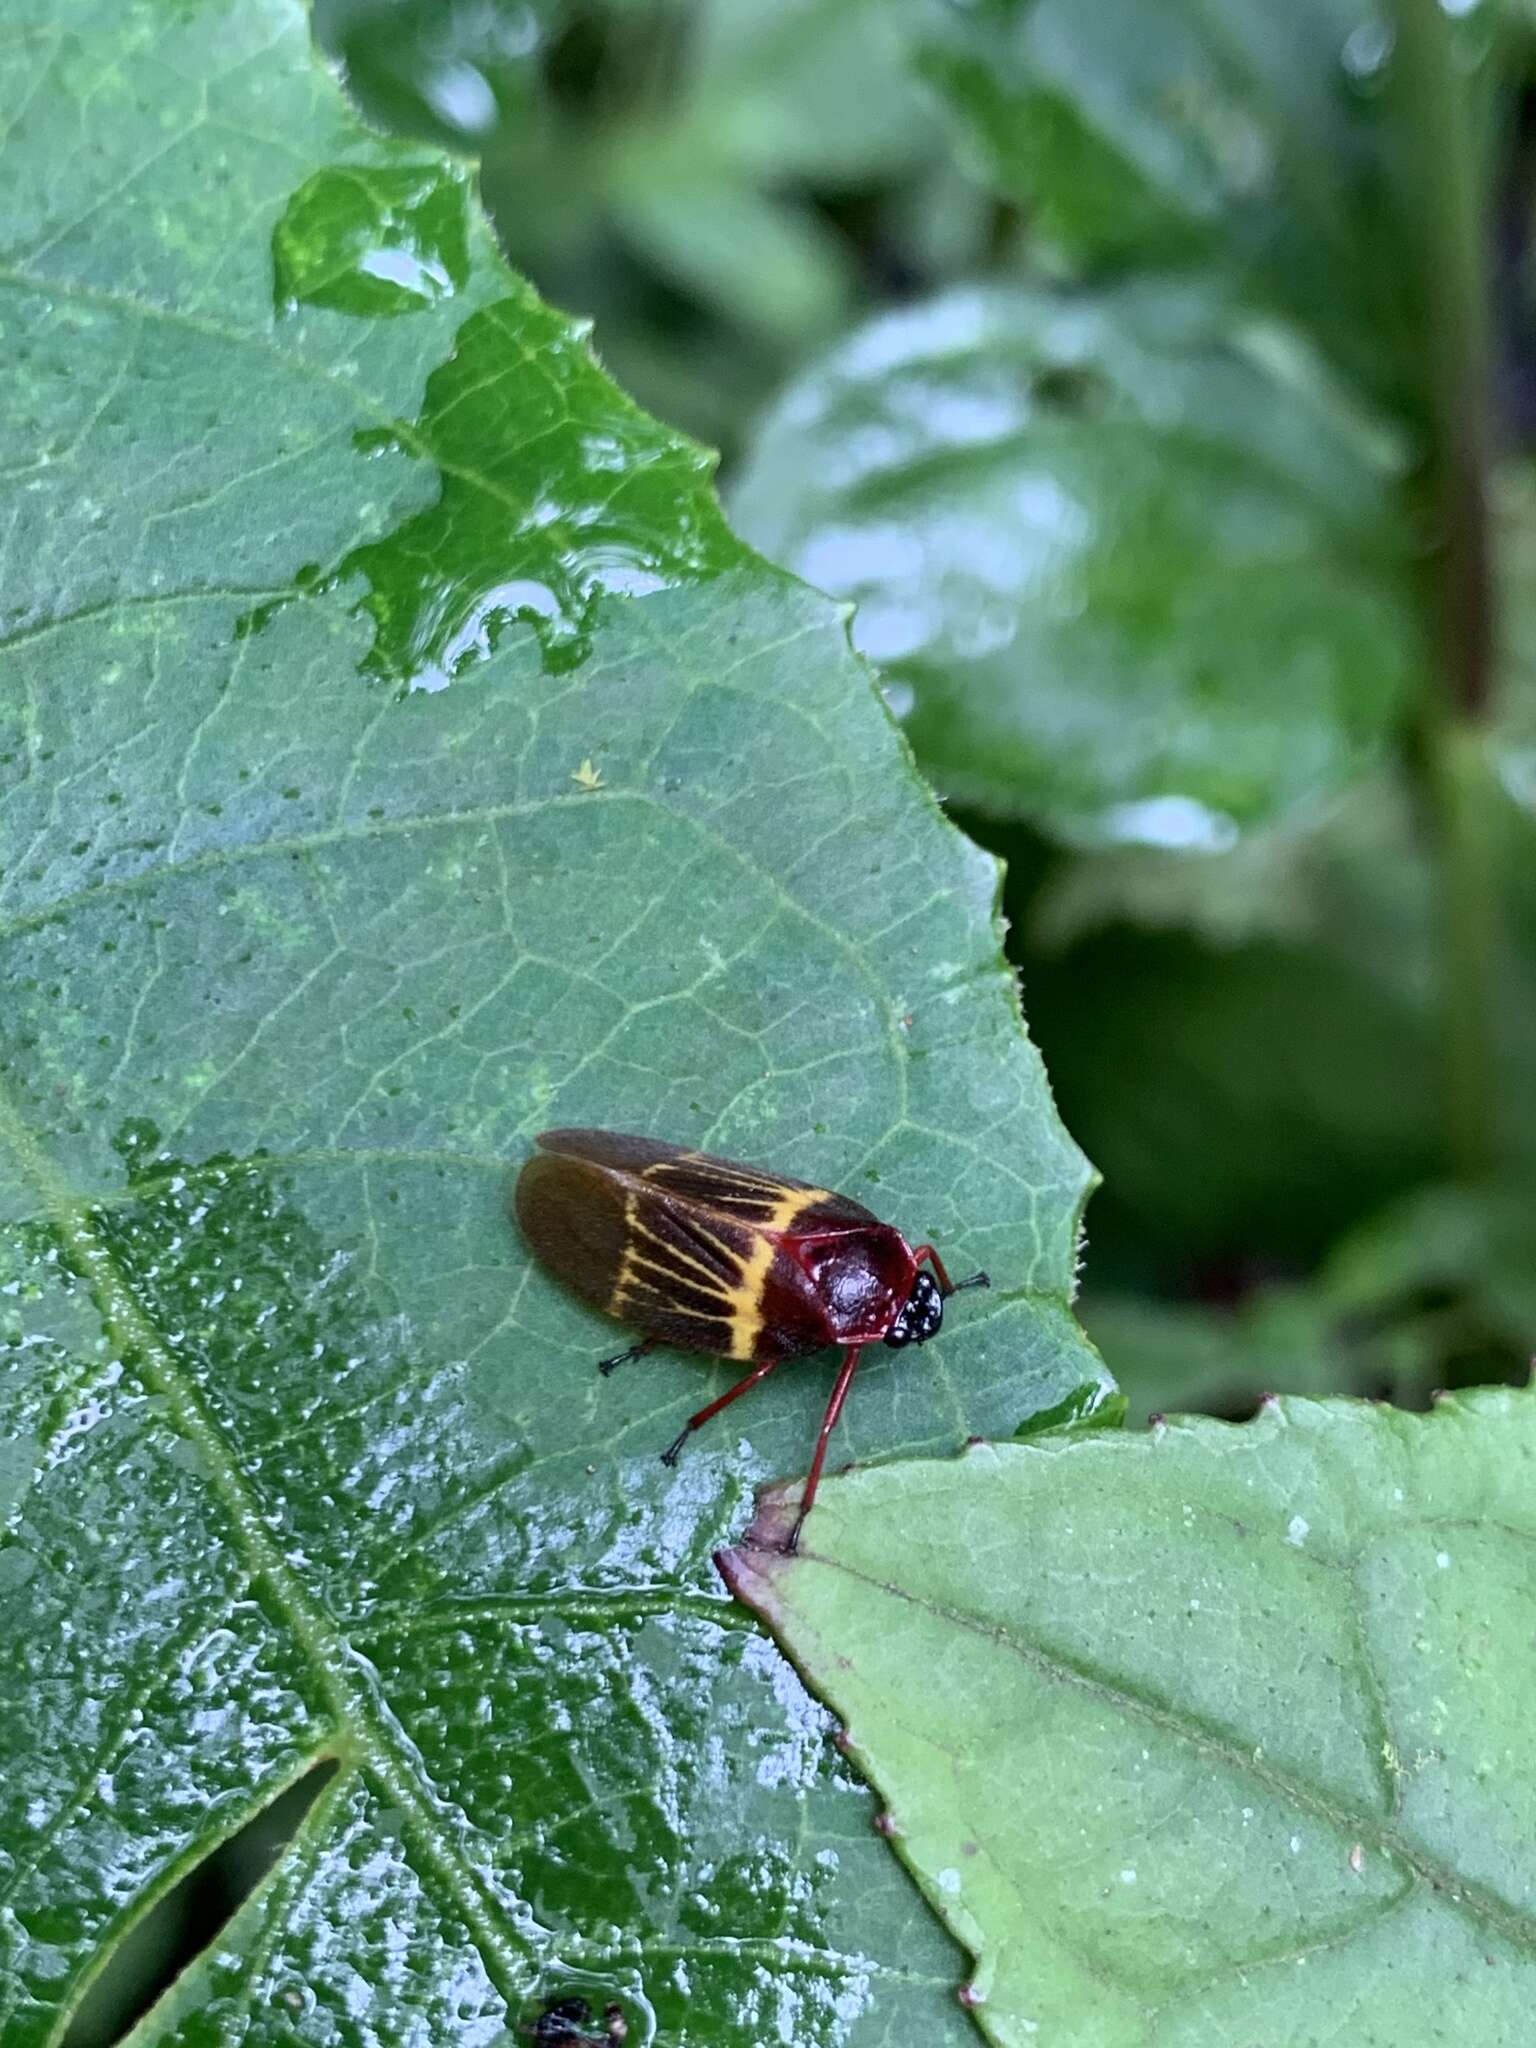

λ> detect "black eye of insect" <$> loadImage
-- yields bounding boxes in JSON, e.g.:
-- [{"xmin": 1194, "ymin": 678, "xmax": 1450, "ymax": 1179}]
[
  {"xmin": 884, "ymin": 1270, "xmax": 943, "ymax": 1349},
  {"xmin": 517, "ymin": 1129, "xmax": 990, "ymax": 1553}
]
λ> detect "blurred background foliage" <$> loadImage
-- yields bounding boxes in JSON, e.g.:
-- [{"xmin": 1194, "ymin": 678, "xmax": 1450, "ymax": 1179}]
[{"xmin": 307, "ymin": 0, "xmax": 1536, "ymax": 1430}]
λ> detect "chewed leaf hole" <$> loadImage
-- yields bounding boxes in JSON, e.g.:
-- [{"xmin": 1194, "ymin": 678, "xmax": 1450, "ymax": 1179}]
[{"xmin": 61, "ymin": 1758, "xmax": 340, "ymax": 2048}]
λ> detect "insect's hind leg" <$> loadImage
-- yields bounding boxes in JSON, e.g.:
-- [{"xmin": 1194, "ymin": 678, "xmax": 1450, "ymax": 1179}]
[
  {"xmin": 661, "ymin": 1356, "xmax": 782, "ymax": 1466},
  {"xmin": 598, "ymin": 1337, "xmax": 656, "ymax": 1377}
]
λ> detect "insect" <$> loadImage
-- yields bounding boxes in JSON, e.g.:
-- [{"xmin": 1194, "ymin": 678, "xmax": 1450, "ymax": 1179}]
[
  {"xmin": 524, "ymin": 1996, "xmax": 626, "ymax": 2044},
  {"xmin": 516, "ymin": 1129, "xmax": 988, "ymax": 1553}
]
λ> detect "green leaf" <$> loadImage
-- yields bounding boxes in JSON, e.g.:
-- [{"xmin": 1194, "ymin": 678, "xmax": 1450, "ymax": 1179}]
[
  {"xmin": 1015, "ymin": 750, "xmax": 1536, "ymax": 1276},
  {"xmin": 910, "ymin": 0, "xmax": 1220, "ymax": 269},
  {"xmin": 604, "ymin": 141, "xmax": 855, "ymax": 347},
  {"xmin": 981, "ymin": 772, "xmax": 1449, "ymax": 1272},
  {"xmin": 313, "ymin": 0, "xmax": 552, "ymax": 151},
  {"xmin": 317, "ymin": 0, "xmax": 946, "ymax": 454},
  {"xmin": 904, "ymin": 0, "xmax": 1449, "ymax": 412},
  {"xmin": 320, "ymin": 0, "xmax": 936, "ymax": 181},
  {"xmin": 1082, "ymin": 1175, "xmax": 1536, "ymax": 1424},
  {"xmin": 733, "ymin": 280, "xmax": 1414, "ymax": 838},
  {"xmin": 1025, "ymin": 920, "xmax": 1437, "ymax": 1267},
  {"xmin": 0, "ymin": 1, "xmax": 1104, "ymax": 2041},
  {"xmin": 1025, "ymin": 810, "xmax": 1333, "ymax": 952},
  {"xmin": 723, "ymin": 1387, "xmax": 1536, "ymax": 2044},
  {"xmin": 679, "ymin": 0, "xmax": 942, "ymax": 186},
  {"xmin": 1082, "ymin": 1285, "xmax": 1352, "ymax": 1423},
  {"xmin": 1323, "ymin": 1182, "xmax": 1536, "ymax": 1365}
]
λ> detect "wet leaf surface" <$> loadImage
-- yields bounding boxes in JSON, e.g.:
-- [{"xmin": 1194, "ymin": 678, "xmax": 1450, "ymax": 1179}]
[
  {"xmin": 724, "ymin": 1389, "xmax": 1536, "ymax": 2046},
  {"xmin": 314, "ymin": 0, "xmax": 950, "ymax": 460},
  {"xmin": 0, "ymin": 2, "xmax": 1104, "ymax": 2041},
  {"xmin": 733, "ymin": 282, "xmax": 1413, "ymax": 839}
]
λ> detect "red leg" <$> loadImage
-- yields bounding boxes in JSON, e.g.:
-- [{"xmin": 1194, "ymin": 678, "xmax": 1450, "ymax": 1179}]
[
  {"xmin": 785, "ymin": 1345, "xmax": 863, "ymax": 1554},
  {"xmin": 911, "ymin": 1245, "xmax": 990, "ymax": 1297},
  {"xmin": 910, "ymin": 1243, "xmax": 955, "ymax": 1292},
  {"xmin": 661, "ymin": 1355, "xmax": 781, "ymax": 1467}
]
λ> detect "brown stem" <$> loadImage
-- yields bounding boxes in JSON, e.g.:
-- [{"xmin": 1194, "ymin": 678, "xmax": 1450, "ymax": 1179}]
[{"xmin": 1390, "ymin": 0, "xmax": 1500, "ymax": 1179}]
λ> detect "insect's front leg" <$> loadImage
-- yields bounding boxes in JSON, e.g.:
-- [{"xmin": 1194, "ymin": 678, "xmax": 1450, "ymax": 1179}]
[
  {"xmin": 786, "ymin": 1344, "xmax": 863, "ymax": 1554},
  {"xmin": 911, "ymin": 1244, "xmax": 990, "ymax": 1297}
]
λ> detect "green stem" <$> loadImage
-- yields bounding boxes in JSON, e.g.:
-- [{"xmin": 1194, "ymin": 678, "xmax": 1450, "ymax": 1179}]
[{"xmin": 1390, "ymin": 0, "xmax": 1499, "ymax": 1182}]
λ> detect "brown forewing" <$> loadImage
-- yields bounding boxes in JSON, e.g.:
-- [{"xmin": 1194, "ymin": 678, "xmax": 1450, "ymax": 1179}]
[{"xmin": 517, "ymin": 1132, "xmax": 855, "ymax": 1361}]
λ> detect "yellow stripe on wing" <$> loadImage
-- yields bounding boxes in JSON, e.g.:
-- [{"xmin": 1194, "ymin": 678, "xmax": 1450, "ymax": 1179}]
[
  {"xmin": 628, "ymin": 1215, "xmax": 737, "ymax": 1295},
  {"xmin": 724, "ymin": 1185, "xmax": 821, "ymax": 1361},
  {"xmin": 609, "ymin": 1182, "xmax": 823, "ymax": 1360}
]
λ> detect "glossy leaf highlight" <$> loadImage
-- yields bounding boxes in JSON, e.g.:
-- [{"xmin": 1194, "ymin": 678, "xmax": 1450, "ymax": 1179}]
[{"xmin": 734, "ymin": 282, "xmax": 1412, "ymax": 838}]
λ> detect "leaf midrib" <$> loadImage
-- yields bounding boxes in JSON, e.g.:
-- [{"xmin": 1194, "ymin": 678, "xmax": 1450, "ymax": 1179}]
[{"xmin": 0, "ymin": 1066, "xmax": 545, "ymax": 2006}]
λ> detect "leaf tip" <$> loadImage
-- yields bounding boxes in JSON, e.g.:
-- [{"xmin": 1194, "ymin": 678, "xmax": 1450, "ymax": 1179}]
[
  {"xmin": 958, "ymin": 1982, "xmax": 986, "ymax": 2010},
  {"xmin": 714, "ymin": 1539, "xmax": 761, "ymax": 1592},
  {"xmin": 715, "ymin": 1486, "xmax": 803, "ymax": 1610}
]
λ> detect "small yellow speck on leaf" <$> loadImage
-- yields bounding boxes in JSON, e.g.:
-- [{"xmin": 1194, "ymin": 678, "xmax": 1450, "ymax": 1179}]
[{"xmin": 571, "ymin": 758, "xmax": 604, "ymax": 791}]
